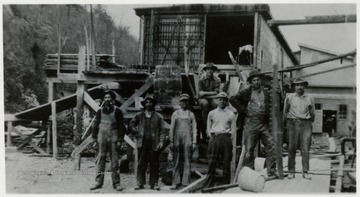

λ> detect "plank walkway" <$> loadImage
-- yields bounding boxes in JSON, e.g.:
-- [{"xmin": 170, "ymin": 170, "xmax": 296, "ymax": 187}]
[{"xmin": 223, "ymin": 157, "xmax": 331, "ymax": 194}]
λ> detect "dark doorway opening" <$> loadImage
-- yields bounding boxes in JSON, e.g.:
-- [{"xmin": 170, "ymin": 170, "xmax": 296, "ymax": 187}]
[
  {"xmin": 323, "ymin": 110, "xmax": 337, "ymax": 137},
  {"xmin": 204, "ymin": 15, "xmax": 254, "ymax": 65}
]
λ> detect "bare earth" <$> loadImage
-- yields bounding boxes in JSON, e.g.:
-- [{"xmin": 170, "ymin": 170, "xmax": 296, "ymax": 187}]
[{"xmin": 5, "ymin": 152, "xmax": 172, "ymax": 194}]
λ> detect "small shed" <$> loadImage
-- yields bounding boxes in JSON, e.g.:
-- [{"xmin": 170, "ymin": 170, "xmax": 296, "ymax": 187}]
[{"xmin": 135, "ymin": 4, "xmax": 298, "ymax": 73}]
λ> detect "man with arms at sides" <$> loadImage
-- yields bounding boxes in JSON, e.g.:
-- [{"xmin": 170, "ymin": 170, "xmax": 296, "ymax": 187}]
[
  {"xmin": 129, "ymin": 94, "xmax": 165, "ymax": 190},
  {"xmin": 90, "ymin": 90, "xmax": 127, "ymax": 191},
  {"xmin": 169, "ymin": 93, "xmax": 197, "ymax": 190},
  {"xmin": 283, "ymin": 77, "xmax": 315, "ymax": 180},
  {"xmin": 204, "ymin": 92, "xmax": 236, "ymax": 188}
]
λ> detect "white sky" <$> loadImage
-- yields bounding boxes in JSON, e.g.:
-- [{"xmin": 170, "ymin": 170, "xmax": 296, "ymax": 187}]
[{"xmin": 103, "ymin": 3, "xmax": 357, "ymax": 54}]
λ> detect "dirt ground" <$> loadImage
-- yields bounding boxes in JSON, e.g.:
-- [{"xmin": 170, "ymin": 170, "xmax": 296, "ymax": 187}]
[
  {"xmin": 5, "ymin": 133, "xmax": 347, "ymax": 194},
  {"xmin": 5, "ymin": 152, "xmax": 173, "ymax": 194}
]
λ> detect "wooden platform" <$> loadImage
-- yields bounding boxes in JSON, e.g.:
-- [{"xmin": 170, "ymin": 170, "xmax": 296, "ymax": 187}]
[{"xmin": 223, "ymin": 157, "xmax": 331, "ymax": 193}]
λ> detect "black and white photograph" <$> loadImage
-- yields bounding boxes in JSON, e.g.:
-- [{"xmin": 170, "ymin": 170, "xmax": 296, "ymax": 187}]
[{"xmin": 1, "ymin": 1, "xmax": 357, "ymax": 195}]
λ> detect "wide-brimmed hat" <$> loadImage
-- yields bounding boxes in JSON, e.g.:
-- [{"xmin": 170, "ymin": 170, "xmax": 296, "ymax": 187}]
[
  {"xmin": 202, "ymin": 63, "xmax": 218, "ymax": 71},
  {"xmin": 216, "ymin": 92, "xmax": 229, "ymax": 99},
  {"xmin": 103, "ymin": 90, "xmax": 116, "ymax": 100},
  {"xmin": 247, "ymin": 69, "xmax": 265, "ymax": 82},
  {"xmin": 179, "ymin": 93, "xmax": 190, "ymax": 102},
  {"xmin": 141, "ymin": 94, "xmax": 157, "ymax": 107},
  {"xmin": 292, "ymin": 77, "xmax": 309, "ymax": 86}
]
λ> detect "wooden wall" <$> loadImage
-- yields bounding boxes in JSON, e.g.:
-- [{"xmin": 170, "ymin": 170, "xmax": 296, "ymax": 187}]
[{"xmin": 256, "ymin": 14, "xmax": 295, "ymax": 72}]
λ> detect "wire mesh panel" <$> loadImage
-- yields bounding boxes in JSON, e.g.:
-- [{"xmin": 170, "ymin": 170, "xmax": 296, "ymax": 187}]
[{"xmin": 143, "ymin": 15, "xmax": 205, "ymax": 72}]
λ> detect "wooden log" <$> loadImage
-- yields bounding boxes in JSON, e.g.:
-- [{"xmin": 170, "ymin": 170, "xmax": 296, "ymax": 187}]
[
  {"xmin": 51, "ymin": 102, "xmax": 57, "ymax": 158},
  {"xmin": 268, "ymin": 14, "xmax": 356, "ymax": 26},
  {"xmin": 271, "ymin": 64, "xmax": 284, "ymax": 179}
]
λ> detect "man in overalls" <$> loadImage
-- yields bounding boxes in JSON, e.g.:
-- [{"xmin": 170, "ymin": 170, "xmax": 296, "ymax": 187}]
[
  {"xmin": 169, "ymin": 93, "xmax": 197, "ymax": 190},
  {"xmin": 90, "ymin": 90, "xmax": 127, "ymax": 191}
]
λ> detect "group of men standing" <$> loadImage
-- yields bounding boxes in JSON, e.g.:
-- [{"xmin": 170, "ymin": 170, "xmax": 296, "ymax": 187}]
[{"xmin": 89, "ymin": 62, "xmax": 315, "ymax": 191}]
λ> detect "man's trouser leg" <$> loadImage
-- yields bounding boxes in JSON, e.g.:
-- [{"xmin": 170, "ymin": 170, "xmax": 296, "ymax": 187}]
[
  {"xmin": 95, "ymin": 140, "xmax": 108, "ymax": 186},
  {"xmin": 172, "ymin": 133, "xmax": 181, "ymax": 186},
  {"xmin": 204, "ymin": 134, "xmax": 220, "ymax": 188},
  {"xmin": 243, "ymin": 117, "xmax": 260, "ymax": 170},
  {"xmin": 259, "ymin": 126, "xmax": 277, "ymax": 175},
  {"xmin": 182, "ymin": 139, "xmax": 192, "ymax": 186},
  {"xmin": 149, "ymin": 149, "xmax": 159, "ymax": 187},
  {"xmin": 110, "ymin": 142, "xmax": 120, "ymax": 187},
  {"xmin": 221, "ymin": 134, "xmax": 233, "ymax": 184},
  {"xmin": 198, "ymin": 98, "xmax": 210, "ymax": 141},
  {"xmin": 300, "ymin": 120, "xmax": 312, "ymax": 172},
  {"xmin": 137, "ymin": 147, "xmax": 149, "ymax": 186},
  {"xmin": 287, "ymin": 120, "xmax": 300, "ymax": 173}
]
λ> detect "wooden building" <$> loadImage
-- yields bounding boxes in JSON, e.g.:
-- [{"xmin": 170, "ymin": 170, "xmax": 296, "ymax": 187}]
[{"xmin": 294, "ymin": 43, "xmax": 356, "ymax": 136}]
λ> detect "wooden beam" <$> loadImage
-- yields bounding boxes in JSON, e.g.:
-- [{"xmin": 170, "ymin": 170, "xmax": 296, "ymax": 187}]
[
  {"xmin": 84, "ymin": 91, "xmax": 100, "ymax": 112},
  {"xmin": 84, "ymin": 25, "xmax": 90, "ymax": 71},
  {"xmin": 268, "ymin": 14, "xmax": 356, "ymax": 26},
  {"xmin": 4, "ymin": 114, "xmax": 34, "ymax": 122},
  {"xmin": 51, "ymin": 101, "xmax": 57, "ymax": 158},
  {"xmin": 17, "ymin": 129, "xmax": 42, "ymax": 149},
  {"xmin": 7, "ymin": 121, "xmax": 13, "ymax": 147},
  {"xmin": 335, "ymin": 155, "xmax": 345, "ymax": 193},
  {"xmin": 47, "ymin": 121, "xmax": 51, "ymax": 153},
  {"xmin": 113, "ymin": 91, "xmax": 126, "ymax": 104},
  {"xmin": 176, "ymin": 174, "xmax": 207, "ymax": 193},
  {"xmin": 119, "ymin": 77, "xmax": 154, "ymax": 111},
  {"xmin": 11, "ymin": 127, "xmax": 47, "ymax": 154},
  {"xmin": 112, "ymin": 39, "xmax": 116, "ymax": 63},
  {"xmin": 300, "ymin": 63, "xmax": 356, "ymax": 78},
  {"xmin": 271, "ymin": 64, "xmax": 284, "ymax": 179},
  {"xmin": 279, "ymin": 50, "xmax": 356, "ymax": 73},
  {"xmin": 124, "ymin": 135, "xmax": 135, "ymax": 149}
]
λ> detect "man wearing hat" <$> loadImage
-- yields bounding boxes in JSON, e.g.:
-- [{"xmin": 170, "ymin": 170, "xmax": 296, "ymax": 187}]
[
  {"xmin": 198, "ymin": 62, "xmax": 221, "ymax": 142},
  {"xmin": 91, "ymin": 90, "xmax": 127, "ymax": 191},
  {"xmin": 229, "ymin": 69, "xmax": 277, "ymax": 177},
  {"xmin": 169, "ymin": 93, "xmax": 197, "ymax": 189},
  {"xmin": 129, "ymin": 94, "xmax": 165, "ymax": 190},
  {"xmin": 283, "ymin": 77, "xmax": 315, "ymax": 180},
  {"xmin": 204, "ymin": 92, "xmax": 236, "ymax": 187}
]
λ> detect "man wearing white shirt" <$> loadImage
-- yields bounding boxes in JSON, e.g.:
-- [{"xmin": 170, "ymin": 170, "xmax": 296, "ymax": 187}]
[{"xmin": 204, "ymin": 92, "xmax": 236, "ymax": 187}]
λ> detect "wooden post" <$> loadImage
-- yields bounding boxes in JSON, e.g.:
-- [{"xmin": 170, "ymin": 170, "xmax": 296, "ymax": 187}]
[
  {"xmin": 84, "ymin": 25, "xmax": 90, "ymax": 71},
  {"xmin": 253, "ymin": 12, "xmax": 259, "ymax": 69},
  {"xmin": 48, "ymin": 81, "xmax": 54, "ymax": 153},
  {"xmin": 51, "ymin": 101, "xmax": 57, "ymax": 158},
  {"xmin": 271, "ymin": 64, "xmax": 284, "ymax": 179},
  {"xmin": 90, "ymin": 5, "xmax": 96, "ymax": 68},
  {"xmin": 47, "ymin": 121, "xmax": 51, "ymax": 153},
  {"xmin": 57, "ymin": 23, "xmax": 61, "ymax": 74},
  {"xmin": 112, "ymin": 39, "xmax": 116, "ymax": 63},
  {"xmin": 230, "ymin": 118, "xmax": 237, "ymax": 182},
  {"xmin": 139, "ymin": 15, "xmax": 145, "ymax": 65},
  {"xmin": 7, "ymin": 121, "xmax": 13, "ymax": 147},
  {"xmin": 74, "ymin": 46, "xmax": 86, "ymax": 170}
]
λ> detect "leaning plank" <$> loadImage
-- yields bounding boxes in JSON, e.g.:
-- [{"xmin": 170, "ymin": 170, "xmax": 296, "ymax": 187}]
[
  {"xmin": 176, "ymin": 175, "xmax": 207, "ymax": 193},
  {"xmin": 84, "ymin": 91, "xmax": 100, "ymax": 112},
  {"xmin": 124, "ymin": 135, "xmax": 135, "ymax": 149},
  {"xmin": 120, "ymin": 76, "xmax": 154, "ymax": 110},
  {"xmin": 335, "ymin": 155, "xmax": 345, "ymax": 193},
  {"xmin": 72, "ymin": 135, "xmax": 94, "ymax": 158}
]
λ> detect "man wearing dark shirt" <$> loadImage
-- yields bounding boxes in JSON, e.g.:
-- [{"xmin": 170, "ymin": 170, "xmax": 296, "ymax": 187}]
[
  {"xmin": 198, "ymin": 63, "xmax": 221, "ymax": 142},
  {"xmin": 130, "ymin": 94, "xmax": 165, "ymax": 190},
  {"xmin": 230, "ymin": 70, "xmax": 277, "ymax": 178}
]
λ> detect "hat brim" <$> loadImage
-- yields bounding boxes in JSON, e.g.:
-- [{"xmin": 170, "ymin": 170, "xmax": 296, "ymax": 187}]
[
  {"xmin": 247, "ymin": 73, "xmax": 265, "ymax": 82},
  {"xmin": 292, "ymin": 81, "xmax": 309, "ymax": 86},
  {"xmin": 141, "ymin": 98, "xmax": 157, "ymax": 107}
]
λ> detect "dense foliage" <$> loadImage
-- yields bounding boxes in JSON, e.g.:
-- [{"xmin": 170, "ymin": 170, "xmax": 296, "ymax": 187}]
[{"xmin": 3, "ymin": 5, "xmax": 140, "ymax": 113}]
